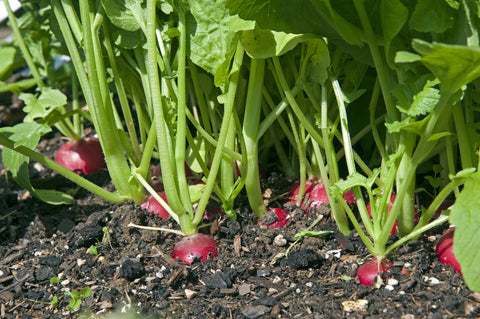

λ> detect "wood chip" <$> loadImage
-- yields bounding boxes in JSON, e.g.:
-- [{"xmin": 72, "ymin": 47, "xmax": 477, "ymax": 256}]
[
  {"xmin": 234, "ymin": 235, "xmax": 241, "ymax": 256},
  {"xmin": 342, "ymin": 299, "xmax": 368, "ymax": 312}
]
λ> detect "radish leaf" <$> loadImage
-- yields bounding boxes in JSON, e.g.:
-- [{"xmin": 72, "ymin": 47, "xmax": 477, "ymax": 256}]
[{"xmin": 450, "ymin": 177, "xmax": 480, "ymax": 291}]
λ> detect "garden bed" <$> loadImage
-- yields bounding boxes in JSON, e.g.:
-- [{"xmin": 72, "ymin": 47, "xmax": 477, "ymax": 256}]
[{"xmin": 0, "ymin": 137, "xmax": 478, "ymax": 318}]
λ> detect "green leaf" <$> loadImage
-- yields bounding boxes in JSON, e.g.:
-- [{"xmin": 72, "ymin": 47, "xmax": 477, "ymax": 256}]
[
  {"xmin": 226, "ymin": 0, "xmax": 339, "ymax": 39},
  {"xmin": 450, "ymin": 177, "xmax": 480, "ymax": 291},
  {"xmin": 189, "ymin": 183, "xmax": 205, "ymax": 203},
  {"xmin": 381, "ymin": 0, "xmax": 408, "ymax": 51},
  {"xmin": 428, "ymin": 132, "xmax": 454, "ymax": 141},
  {"xmin": 385, "ymin": 116, "xmax": 428, "ymax": 135},
  {"xmin": 0, "ymin": 123, "xmax": 73, "ymax": 205},
  {"xmin": 68, "ymin": 298, "xmax": 82, "ymax": 311},
  {"xmin": 101, "ymin": 0, "xmax": 145, "ymax": 32},
  {"xmin": 393, "ymin": 75, "xmax": 441, "ymax": 117},
  {"xmin": 294, "ymin": 229, "xmax": 333, "ymax": 238},
  {"xmin": 21, "ymin": 88, "xmax": 67, "ymax": 122},
  {"xmin": 188, "ymin": 0, "xmax": 239, "ymax": 87},
  {"xmin": 0, "ymin": 46, "xmax": 18, "ymax": 79},
  {"xmin": 241, "ymin": 28, "xmax": 317, "ymax": 59},
  {"xmin": 409, "ymin": 0, "xmax": 456, "ymax": 33},
  {"xmin": 412, "ymin": 40, "xmax": 480, "ymax": 93},
  {"xmin": 331, "ymin": 171, "xmax": 379, "ymax": 196},
  {"xmin": 304, "ymin": 39, "xmax": 330, "ymax": 85},
  {"xmin": 395, "ymin": 51, "xmax": 422, "ymax": 64}
]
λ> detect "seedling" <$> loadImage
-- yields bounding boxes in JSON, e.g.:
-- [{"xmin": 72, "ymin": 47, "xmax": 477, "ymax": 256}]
[
  {"xmin": 50, "ymin": 276, "xmax": 92, "ymax": 311},
  {"xmin": 87, "ymin": 227, "xmax": 111, "ymax": 256}
]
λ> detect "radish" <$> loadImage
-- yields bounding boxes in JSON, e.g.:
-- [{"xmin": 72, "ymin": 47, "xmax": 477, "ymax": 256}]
[
  {"xmin": 171, "ymin": 233, "xmax": 218, "ymax": 264},
  {"xmin": 140, "ymin": 191, "xmax": 169, "ymax": 220},
  {"xmin": 288, "ymin": 179, "xmax": 355, "ymax": 209},
  {"xmin": 54, "ymin": 137, "xmax": 106, "ymax": 175},
  {"xmin": 356, "ymin": 258, "xmax": 393, "ymax": 286},
  {"xmin": 436, "ymin": 227, "xmax": 462, "ymax": 274},
  {"xmin": 261, "ymin": 208, "xmax": 289, "ymax": 228}
]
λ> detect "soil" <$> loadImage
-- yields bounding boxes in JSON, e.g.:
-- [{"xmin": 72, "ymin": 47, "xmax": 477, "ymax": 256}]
[{"xmin": 1, "ymin": 106, "xmax": 480, "ymax": 318}]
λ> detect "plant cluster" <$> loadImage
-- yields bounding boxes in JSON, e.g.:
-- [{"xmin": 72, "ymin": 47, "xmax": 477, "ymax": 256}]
[{"xmin": 1, "ymin": 0, "xmax": 480, "ymax": 290}]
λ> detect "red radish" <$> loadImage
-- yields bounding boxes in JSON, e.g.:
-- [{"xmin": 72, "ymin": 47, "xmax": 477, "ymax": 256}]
[
  {"xmin": 54, "ymin": 137, "xmax": 106, "ymax": 174},
  {"xmin": 261, "ymin": 208, "xmax": 289, "ymax": 228},
  {"xmin": 171, "ymin": 233, "xmax": 218, "ymax": 264},
  {"xmin": 436, "ymin": 227, "xmax": 462, "ymax": 274},
  {"xmin": 140, "ymin": 191, "xmax": 169, "ymax": 220},
  {"xmin": 288, "ymin": 179, "xmax": 355, "ymax": 209},
  {"xmin": 288, "ymin": 180, "xmax": 316, "ymax": 207},
  {"xmin": 356, "ymin": 258, "xmax": 393, "ymax": 286}
]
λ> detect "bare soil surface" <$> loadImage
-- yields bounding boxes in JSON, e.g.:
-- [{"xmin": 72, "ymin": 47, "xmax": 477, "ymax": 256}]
[{"xmin": 0, "ymin": 105, "xmax": 479, "ymax": 318}]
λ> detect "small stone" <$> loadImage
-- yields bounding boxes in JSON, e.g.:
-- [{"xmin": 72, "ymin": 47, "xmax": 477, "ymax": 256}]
[
  {"xmin": 77, "ymin": 259, "xmax": 87, "ymax": 267},
  {"xmin": 401, "ymin": 315, "xmax": 415, "ymax": 319},
  {"xmin": 386, "ymin": 278, "xmax": 398, "ymax": 286},
  {"xmin": 184, "ymin": 289, "xmax": 197, "ymax": 299},
  {"xmin": 342, "ymin": 299, "xmax": 368, "ymax": 312},
  {"xmin": 423, "ymin": 276, "xmax": 441, "ymax": 285},
  {"xmin": 273, "ymin": 235, "xmax": 287, "ymax": 247},
  {"xmin": 256, "ymin": 269, "xmax": 271, "ymax": 277},
  {"xmin": 34, "ymin": 267, "xmax": 53, "ymax": 283},
  {"xmin": 325, "ymin": 249, "xmax": 342, "ymax": 259},
  {"xmin": 385, "ymin": 284, "xmax": 394, "ymax": 291},
  {"xmin": 272, "ymin": 276, "xmax": 281, "ymax": 284},
  {"xmin": 241, "ymin": 305, "xmax": 270, "ymax": 319},
  {"xmin": 204, "ymin": 271, "xmax": 232, "ymax": 289},
  {"xmin": 238, "ymin": 283, "xmax": 251, "ymax": 296}
]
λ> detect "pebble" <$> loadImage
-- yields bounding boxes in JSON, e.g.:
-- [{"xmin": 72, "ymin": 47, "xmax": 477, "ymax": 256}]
[
  {"xmin": 241, "ymin": 305, "xmax": 270, "ymax": 319},
  {"xmin": 204, "ymin": 271, "xmax": 232, "ymax": 289},
  {"xmin": 77, "ymin": 259, "xmax": 86, "ymax": 267},
  {"xmin": 386, "ymin": 278, "xmax": 398, "ymax": 286},
  {"xmin": 184, "ymin": 289, "xmax": 197, "ymax": 299},
  {"xmin": 272, "ymin": 276, "xmax": 281, "ymax": 284},
  {"xmin": 238, "ymin": 283, "xmax": 251, "ymax": 296},
  {"xmin": 256, "ymin": 269, "xmax": 271, "ymax": 277},
  {"xmin": 423, "ymin": 276, "xmax": 441, "ymax": 285},
  {"xmin": 273, "ymin": 234, "xmax": 287, "ymax": 247}
]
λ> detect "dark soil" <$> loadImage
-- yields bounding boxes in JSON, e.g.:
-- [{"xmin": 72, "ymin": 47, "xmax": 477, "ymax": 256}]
[{"xmin": 1, "ymin": 113, "xmax": 479, "ymax": 318}]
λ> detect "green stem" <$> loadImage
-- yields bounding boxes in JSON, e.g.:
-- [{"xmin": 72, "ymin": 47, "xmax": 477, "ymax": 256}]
[
  {"xmin": 242, "ymin": 58, "xmax": 267, "ymax": 218},
  {"xmin": 78, "ymin": 0, "xmax": 144, "ymax": 203},
  {"xmin": 330, "ymin": 76, "xmax": 371, "ymax": 234},
  {"xmin": 320, "ymin": 85, "xmax": 350, "ymax": 235},
  {"xmin": 5, "ymin": 0, "xmax": 45, "ymax": 88},
  {"xmin": 452, "ymin": 102, "xmax": 473, "ymax": 169},
  {"xmin": 353, "ymin": 0, "xmax": 397, "ymax": 120},
  {"xmin": 174, "ymin": 7, "xmax": 193, "ymax": 214},
  {"xmin": 103, "ymin": 21, "xmax": 142, "ymax": 162},
  {"xmin": 146, "ymin": 0, "xmax": 184, "ymax": 214},
  {"xmin": 193, "ymin": 42, "xmax": 245, "ymax": 226},
  {"xmin": 378, "ymin": 89, "xmax": 455, "ymax": 248}
]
